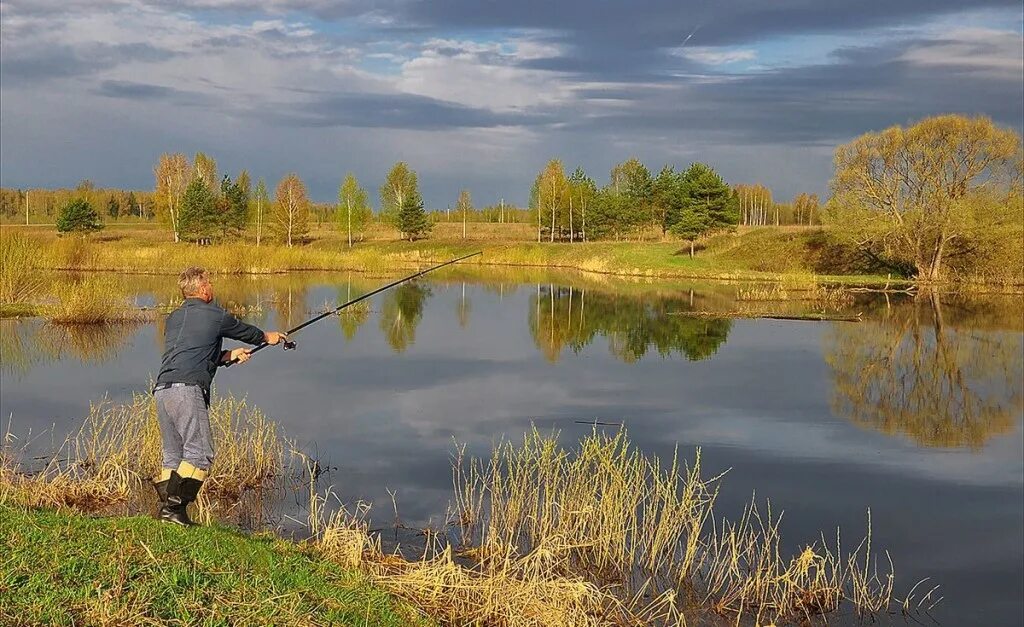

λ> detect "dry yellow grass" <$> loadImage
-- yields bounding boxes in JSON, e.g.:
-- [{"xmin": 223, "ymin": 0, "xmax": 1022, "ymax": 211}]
[
  {"xmin": 1, "ymin": 392, "xmax": 285, "ymax": 515},
  {"xmin": 0, "ymin": 232, "xmax": 45, "ymax": 305},
  {"xmin": 2, "ymin": 403, "xmax": 930, "ymax": 626},
  {"xmin": 43, "ymin": 275, "xmax": 148, "ymax": 324},
  {"xmin": 307, "ymin": 427, "xmax": 922, "ymax": 626}
]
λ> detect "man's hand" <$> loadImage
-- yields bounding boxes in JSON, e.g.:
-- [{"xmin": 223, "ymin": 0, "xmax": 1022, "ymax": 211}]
[
  {"xmin": 222, "ymin": 347, "xmax": 252, "ymax": 365},
  {"xmin": 264, "ymin": 331, "xmax": 288, "ymax": 345}
]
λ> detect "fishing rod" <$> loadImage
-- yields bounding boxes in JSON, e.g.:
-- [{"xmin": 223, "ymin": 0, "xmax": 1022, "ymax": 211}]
[{"xmin": 227, "ymin": 251, "xmax": 482, "ymax": 365}]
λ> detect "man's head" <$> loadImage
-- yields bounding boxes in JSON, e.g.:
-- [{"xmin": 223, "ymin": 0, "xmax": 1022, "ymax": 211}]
[{"xmin": 178, "ymin": 266, "xmax": 213, "ymax": 302}]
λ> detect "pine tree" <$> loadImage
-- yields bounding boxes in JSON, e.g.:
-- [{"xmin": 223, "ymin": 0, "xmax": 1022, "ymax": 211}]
[
  {"xmin": 397, "ymin": 189, "xmax": 431, "ymax": 240},
  {"xmin": 56, "ymin": 198, "xmax": 103, "ymax": 234},
  {"xmin": 178, "ymin": 179, "xmax": 217, "ymax": 242},
  {"xmin": 218, "ymin": 175, "xmax": 249, "ymax": 238}
]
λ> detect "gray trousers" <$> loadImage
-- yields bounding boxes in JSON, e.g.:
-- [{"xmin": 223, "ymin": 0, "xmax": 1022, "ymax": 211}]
[{"xmin": 154, "ymin": 385, "xmax": 215, "ymax": 471}]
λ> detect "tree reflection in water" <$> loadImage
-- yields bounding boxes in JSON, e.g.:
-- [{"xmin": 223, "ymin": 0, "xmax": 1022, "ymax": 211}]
[
  {"xmin": 1, "ymin": 319, "xmax": 143, "ymax": 378},
  {"xmin": 336, "ymin": 279, "xmax": 371, "ymax": 341},
  {"xmin": 825, "ymin": 294, "xmax": 1023, "ymax": 449},
  {"xmin": 528, "ymin": 284, "xmax": 732, "ymax": 363},
  {"xmin": 379, "ymin": 282, "xmax": 432, "ymax": 353}
]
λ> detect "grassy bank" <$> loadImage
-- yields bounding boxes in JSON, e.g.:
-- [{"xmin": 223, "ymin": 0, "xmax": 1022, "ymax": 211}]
[
  {"xmin": 6, "ymin": 224, "xmax": 901, "ymax": 284},
  {"xmin": 0, "ymin": 504, "xmax": 429, "ymax": 626}
]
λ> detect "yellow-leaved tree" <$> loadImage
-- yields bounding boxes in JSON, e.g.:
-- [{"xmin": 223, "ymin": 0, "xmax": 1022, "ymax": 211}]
[{"xmin": 828, "ymin": 114, "xmax": 1022, "ymax": 281}]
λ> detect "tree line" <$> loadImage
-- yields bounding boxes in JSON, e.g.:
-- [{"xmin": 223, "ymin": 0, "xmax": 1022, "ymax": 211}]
[
  {"xmin": 528, "ymin": 158, "xmax": 742, "ymax": 254},
  {"xmin": 0, "ymin": 182, "xmax": 156, "ymax": 224}
]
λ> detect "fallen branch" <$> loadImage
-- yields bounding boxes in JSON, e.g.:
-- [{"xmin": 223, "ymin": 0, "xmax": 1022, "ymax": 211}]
[{"xmin": 668, "ymin": 310, "xmax": 863, "ymax": 322}]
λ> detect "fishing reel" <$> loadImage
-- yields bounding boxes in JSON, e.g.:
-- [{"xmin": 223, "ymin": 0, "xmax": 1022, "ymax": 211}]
[{"xmin": 283, "ymin": 339, "xmax": 297, "ymax": 351}]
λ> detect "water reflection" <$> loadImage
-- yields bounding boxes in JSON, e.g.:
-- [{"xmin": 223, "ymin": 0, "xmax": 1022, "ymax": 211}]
[
  {"xmin": 1, "ymin": 319, "xmax": 142, "ymax": 377},
  {"xmin": 825, "ymin": 295, "xmax": 1024, "ymax": 448},
  {"xmin": 5, "ymin": 275, "xmax": 1022, "ymax": 455},
  {"xmin": 455, "ymin": 282, "xmax": 471, "ymax": 329},
  {"xmin": 379, "ymin": 282, "xmax": 432, "ymax": 353},
  {"xmin": 337, "ymin": 281, "xmax": 372, "ymax": 341},
  {"xmin": 528, "ymin": 284, "xmax": 732, "ymax": 363}
]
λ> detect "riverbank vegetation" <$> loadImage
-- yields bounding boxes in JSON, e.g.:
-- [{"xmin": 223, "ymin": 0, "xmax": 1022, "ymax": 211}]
[
  {"xmin": 3, "ymin": 114, "xmax": 1018, "ymax": 284},
  {"xmin": 1, "ymin": 393, "xmax": 936, "ymax": 626},
  {"xmin": 1, "ymin": 393, "xmax": 284, "ymax": 518}
]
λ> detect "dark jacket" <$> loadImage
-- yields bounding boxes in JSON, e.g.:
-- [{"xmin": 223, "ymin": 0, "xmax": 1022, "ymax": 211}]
[{"xmin": 156, "ymin": 298, "xmax": 265, "ymax": 392}]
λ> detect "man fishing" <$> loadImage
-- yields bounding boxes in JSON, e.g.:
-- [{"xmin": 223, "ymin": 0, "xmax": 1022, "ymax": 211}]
[{"xmin": 152, "ymin": 266, "xmax": 287, "ymax": 526}]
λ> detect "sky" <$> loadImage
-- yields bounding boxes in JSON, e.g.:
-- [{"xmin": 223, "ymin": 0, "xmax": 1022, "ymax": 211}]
[{"xmin": 1, "ymin": 0, "xmax": 1022, "ymax": 207}]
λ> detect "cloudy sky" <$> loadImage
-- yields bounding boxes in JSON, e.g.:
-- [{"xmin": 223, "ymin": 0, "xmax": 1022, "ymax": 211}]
[{"xmin": 1, "ymin": 0, "xmax": 1021, "ymax": 206}]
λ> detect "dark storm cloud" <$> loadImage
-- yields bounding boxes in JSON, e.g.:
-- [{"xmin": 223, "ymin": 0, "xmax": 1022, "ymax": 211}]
[
  {"xmin": 401, "ymin": 0, "xmax": 1021, "ymax": 47},
  {"xmin": 387, "ymin": 0, "xmax": 1024, "ymax": 79},
  {"xmin": 0, "ymin": 42, "xmax": 176, "ymax": 85},
  {"xmin": 0, "ymin": 0, "xmax": 1021, "ymax": 203},
  {"xmin": 256, "ymin": 91, "xmax": 553, "ymax": 130},
  {"xmin": 94, "ymin": 80, "xmax": 216, "ymax": 107},
  {"xmin": 554, "ymin": 34, "xmax": 1023, "ymax": 148}
]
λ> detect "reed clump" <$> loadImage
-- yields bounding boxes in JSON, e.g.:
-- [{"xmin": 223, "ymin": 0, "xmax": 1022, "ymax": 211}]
[
  {"xmin": 438, "ymin": 427, "xmax": 915, "ymax": 626},
  {"xmin": 0, "ymin": 232, "xmax": 45, "ymax": 305},
  {"xmin": 43, "ymin": 275, "xmax": 148, "ymax": 324},
  {"xmin": 0, "ymin": 392, "xmax": 286, "ymax": 512}
]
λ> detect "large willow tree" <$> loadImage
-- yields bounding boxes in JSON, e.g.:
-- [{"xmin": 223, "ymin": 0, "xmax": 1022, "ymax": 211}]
[{"xmin": 828, "ymin": 114, "xmax": 1022, "ymax": 281}]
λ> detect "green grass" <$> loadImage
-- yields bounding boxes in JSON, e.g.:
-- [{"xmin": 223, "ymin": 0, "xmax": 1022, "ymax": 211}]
[
  {"xmin": 0, "ymin": 504, "xmax": 430, "ymax": 627},
  {"xmin": 0, "ymin": 303, "xmax": 41, "ymax": 318}
]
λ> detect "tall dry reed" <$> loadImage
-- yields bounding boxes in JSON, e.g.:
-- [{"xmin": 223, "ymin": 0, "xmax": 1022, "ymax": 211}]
[
  {"xmin": 0, "ymin": 232, "xmax": 45, "ymax": 305},
  {"xmin": 43, "ymin": 275, "xmax": 147, "ymax": 324},
  {"xmin": 0, "ymin": 392, "xmax": 286, "ymax": 512},
  {"xmin": 443, "ymin": 427, "xmax": 917, "ymax": 626}
]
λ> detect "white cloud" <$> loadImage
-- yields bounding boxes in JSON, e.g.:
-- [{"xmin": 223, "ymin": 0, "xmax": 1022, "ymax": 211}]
[
  {"xmin": 396, "ymin": 38, "xmax": 574, "ymax": 111},
  {"xmin": 677, "ymin": 47, "xmax": 757, "ymax": 66},
  {"xmin": 900, "ymin": 27, "xmax": 1024, "ymax": 80}
]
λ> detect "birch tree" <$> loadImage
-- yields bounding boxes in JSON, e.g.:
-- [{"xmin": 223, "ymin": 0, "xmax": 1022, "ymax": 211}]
[
  {"xmin": 380, "ymin": 162, "xmax": 417, "ymax": 228},
  {"xmin": 154, "ymin": 153, "xmax": 190, "ymax": 242},
  {"xmin": 535, "ymin": 160, "xmax": 568, "ymax": 242},
  {"xmin": 252, "ymin": 178, "xmax": 268, "ymax": 246},
  {"xmin": 273, "ymin": 173, "xmax": 310, "ymax": 247},
  {"xmin": 337, "ymin": 173, "xmax": 370, "ymax": 247},
  {"xmin": 456, "ymin": 189, "xmax": 472, "ymax": 239},
  {"xmin": 193, "ymin": 152, "xmax": 218, "ymax": 190}
]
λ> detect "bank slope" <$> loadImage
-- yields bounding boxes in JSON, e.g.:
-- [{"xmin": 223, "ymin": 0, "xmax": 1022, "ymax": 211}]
[{"xmin": 0, "ymin": 504, "xmax": 430, "ymax": 626}]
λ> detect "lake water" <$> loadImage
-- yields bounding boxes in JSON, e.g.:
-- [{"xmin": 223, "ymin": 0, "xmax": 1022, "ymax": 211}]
[{"xmin": 2, "ymin": 269, "xmax": 1022, "ymax": 625}]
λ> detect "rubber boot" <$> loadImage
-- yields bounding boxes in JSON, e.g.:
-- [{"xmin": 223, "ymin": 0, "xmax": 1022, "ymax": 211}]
[
  {"xmin": 151, "ymin": 478, "xmax": 169, "ymax": 518},
  {"xmin": 159, "ymin": 471, "xmax": 199, "ymax": 526}
]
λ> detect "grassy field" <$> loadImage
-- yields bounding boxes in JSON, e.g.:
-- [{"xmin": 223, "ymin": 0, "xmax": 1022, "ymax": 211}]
[
  {"xmin": 0, "ymin": 504, "xmax": 430, "ymax": 626},
  {"xmin": 3, "ymin": 222, "xmax": 900, "ymax": 284}
]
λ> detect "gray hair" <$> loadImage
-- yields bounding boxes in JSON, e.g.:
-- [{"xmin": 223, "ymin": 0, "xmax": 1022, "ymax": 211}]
[{"xmin": 178, "ymin": 266, "xmax": 209, "ymax": 298}]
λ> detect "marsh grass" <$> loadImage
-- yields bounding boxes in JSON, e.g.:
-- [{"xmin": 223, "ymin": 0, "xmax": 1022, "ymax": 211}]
[
  {"xmin": 303, "ymin": 427, "xmax": 928, "ymax": 626},
  {"xmin": 1, "ymin": 402, "xmax": 933, "ymax": 626},
  {"xmin": 0, "ymin": 232, "xmax": 45, "ymax": 305},
  {"xmin": 0, "ymin": 392, "xmax": 286, "ymax": 515},
  {"xmin": 441, "ymin": 427, "xmax": 917, "ymax": 626},
  {"xmin": 43, "ymin": 275, "xmax": 148, "ymax": 324}
]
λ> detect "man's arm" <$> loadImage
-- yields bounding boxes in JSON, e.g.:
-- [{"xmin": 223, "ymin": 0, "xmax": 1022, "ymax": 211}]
[
  {"xmin": 219, "ymin": 311, "xmax": 267, "ymax": 346},
  {"xmin": 219, "ymin": 310, "xmax": 288, "ymax": 348}
]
